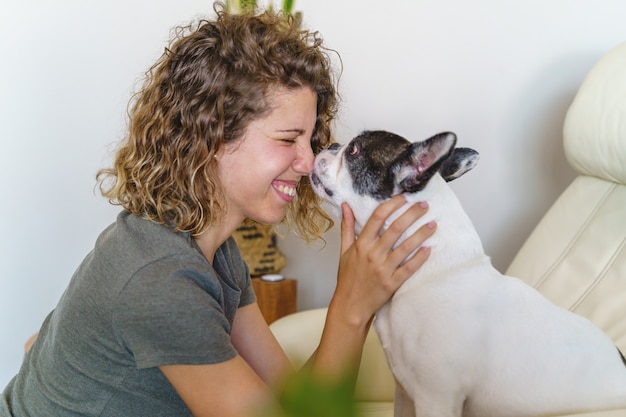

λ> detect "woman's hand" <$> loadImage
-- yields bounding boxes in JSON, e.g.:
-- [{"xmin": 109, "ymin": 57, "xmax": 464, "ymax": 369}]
[
  {"xmin": 331, "ymin": 194, "xmax": 435, "ymax": 328},
  {"xmin": 311, "ymin": 195, "xmax": 435, "ymax": 380}
]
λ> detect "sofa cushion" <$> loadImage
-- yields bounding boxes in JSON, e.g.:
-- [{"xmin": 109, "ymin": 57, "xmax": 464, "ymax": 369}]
[
  {"xmin": 563, "ymin": 41, "xmax": 626, "ymax": 184},
  {"xmin": 506, "ymin": 176, "xmax": 626, "ymax": 352}
]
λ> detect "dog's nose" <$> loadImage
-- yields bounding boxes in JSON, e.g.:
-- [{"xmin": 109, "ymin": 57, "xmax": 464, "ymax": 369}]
[{"xmin": 316, "ymin": 156, "xmax": 328, "ymax": 169}]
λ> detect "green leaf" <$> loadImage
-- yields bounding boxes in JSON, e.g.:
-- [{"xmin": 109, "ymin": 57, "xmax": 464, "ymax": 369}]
[
  {"xmin": 282, "ymin": 0, "xmax": 294, "ymax": 14},
  {"xmin": 257, "ymin": 370, "xmax": 359, "ymax": 417},
  {"xmin": 242, "ymin": 0, "xmax": 256, "ymax": 12}
]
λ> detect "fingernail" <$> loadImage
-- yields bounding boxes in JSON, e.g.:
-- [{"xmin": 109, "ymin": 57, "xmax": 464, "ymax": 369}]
[
  {"xmin": 418, "ymin": 201, "xmax": 428, "ymax": 209},
  {"xmin": 427, "ymin": 221, "xmax": 436, "ymax": 228}
]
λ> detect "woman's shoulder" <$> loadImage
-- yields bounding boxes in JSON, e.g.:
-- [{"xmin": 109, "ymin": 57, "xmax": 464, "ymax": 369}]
[{"xmin": 98, "ymin": 212, "xmax": 203, "ymax": 264}]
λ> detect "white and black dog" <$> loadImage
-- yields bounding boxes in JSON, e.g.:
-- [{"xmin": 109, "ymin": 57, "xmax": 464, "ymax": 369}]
[{"xmin": 310, "ymin": 130, "xmax": 626, "ymax": 417}]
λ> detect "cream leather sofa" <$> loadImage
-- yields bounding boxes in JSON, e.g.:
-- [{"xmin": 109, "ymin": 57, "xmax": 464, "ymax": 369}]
[{"xmin": 270, "ymin": 41, "xmax": 626, "ymax": 417}]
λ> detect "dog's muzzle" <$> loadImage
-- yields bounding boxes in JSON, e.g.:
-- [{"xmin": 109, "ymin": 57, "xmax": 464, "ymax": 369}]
[{"xmin": 310, "ymin": 172, "xmax": 333, "ymax": 197}]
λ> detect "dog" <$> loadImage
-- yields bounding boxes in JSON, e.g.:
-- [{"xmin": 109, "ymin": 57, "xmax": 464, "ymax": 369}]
[{"xmin": 310, "ymin": 130, "xmax": 626, "ymax": 417}]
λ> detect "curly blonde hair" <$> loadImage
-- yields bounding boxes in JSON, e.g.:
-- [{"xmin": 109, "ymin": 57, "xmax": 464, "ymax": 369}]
[{"xmin": 98, "ymin": 3, "xmax": 338, "ymax": 241}]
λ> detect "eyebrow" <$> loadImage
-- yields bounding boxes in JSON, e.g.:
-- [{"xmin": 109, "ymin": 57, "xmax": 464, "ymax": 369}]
[{"xmin": 276, "ymin": 129, "xmax": 305, "ymax": 135}]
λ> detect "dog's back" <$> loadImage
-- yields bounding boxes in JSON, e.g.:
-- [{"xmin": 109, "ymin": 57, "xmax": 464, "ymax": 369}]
[{"xmin": 376, "ymin": 251, "xmax": 626, "ymax": 416}]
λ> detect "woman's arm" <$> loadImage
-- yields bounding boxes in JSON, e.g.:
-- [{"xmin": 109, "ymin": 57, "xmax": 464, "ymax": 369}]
[
  {"xmin": 160, "ymin": 354, "xmax": 272, "ymax": 417},
  {"xmin": 159, "ymin": 303, "xmax": 287, "ymax": 417},
  {"xmin": 25, "ymin": 333, "xmax": 38, "ymax": 353},
  {"xmin": 230, "ymin": 302, "xmax": 293, "ymax": 387}
]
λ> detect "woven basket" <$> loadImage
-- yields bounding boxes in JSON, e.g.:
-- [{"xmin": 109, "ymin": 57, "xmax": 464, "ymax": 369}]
[{"xmin": 232, "ymin": 221, "xmax": 287, "ymax": 277}]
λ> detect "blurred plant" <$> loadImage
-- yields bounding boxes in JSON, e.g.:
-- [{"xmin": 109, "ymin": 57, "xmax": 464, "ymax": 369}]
[
  {"xmin": 225, "ymin": 0, "xmax": 302, "ymax": 27},
  {"xmin": 256, "ymin": 370, "xmax": 360, "ymax": 417},
  {"xmin": 225, "ymin": 0, "xmax": 256, "ymax": 14}
]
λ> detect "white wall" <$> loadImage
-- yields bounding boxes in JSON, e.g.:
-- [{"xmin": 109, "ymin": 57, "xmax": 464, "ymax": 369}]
[{"xmin": 1, "ymin": 0, "xmax": 624, "ymax": 387}]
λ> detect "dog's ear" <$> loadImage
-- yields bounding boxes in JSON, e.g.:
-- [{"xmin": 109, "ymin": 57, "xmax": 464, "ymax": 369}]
[
  {"xmin": 440, "ymin": 147, "xmax": 480, "ymax": 182},
  {"xmin": 393, "ymin": 132, "xmax": 456, "ymax": 193}
]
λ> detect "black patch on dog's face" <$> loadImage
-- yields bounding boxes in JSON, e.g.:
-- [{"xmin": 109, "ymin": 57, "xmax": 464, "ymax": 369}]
[
  {"xmin": 345, "ymin": 131, "xmax": 412, "ymax": 200},
  {"xmin": 340, "ymin": 130, "xmax": 477, "ymax": 200}
]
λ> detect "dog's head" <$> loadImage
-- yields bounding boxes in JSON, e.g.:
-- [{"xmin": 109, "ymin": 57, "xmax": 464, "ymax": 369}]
[{"xmin": 310, "ymin": 130, "xmax": 479, "ymax": 229}]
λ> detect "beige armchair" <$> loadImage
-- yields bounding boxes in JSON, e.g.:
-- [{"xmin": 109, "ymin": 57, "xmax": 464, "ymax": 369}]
[
  {"xmin": 270, "ymin": 41, "xmax": 626, "ymax": 417},
  {"xmin": 504, "ymin": 39, "xmax": 626, "ymax": 417}
]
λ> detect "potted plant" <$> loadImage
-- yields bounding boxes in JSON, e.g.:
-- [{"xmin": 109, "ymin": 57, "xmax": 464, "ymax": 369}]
[{"xmin": 225, "ymin": 0, "xmax": 302, "ymax": 27}]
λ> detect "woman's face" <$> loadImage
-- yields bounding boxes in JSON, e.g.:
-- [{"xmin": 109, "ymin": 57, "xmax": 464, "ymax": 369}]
[{"xmin": 216, "ymin": 86, "xmax": 317, "ymax": 227}]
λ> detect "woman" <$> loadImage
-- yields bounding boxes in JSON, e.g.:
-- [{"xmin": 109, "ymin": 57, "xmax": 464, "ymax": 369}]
[{"xmin": 1, "ymin": 4, "xmax": 435, "ymax": 417}]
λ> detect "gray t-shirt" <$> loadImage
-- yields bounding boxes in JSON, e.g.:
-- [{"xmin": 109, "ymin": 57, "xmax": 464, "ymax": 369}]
[{"xmin": 1, "ymin": 212, "xmax": 256, "ymax": 417}]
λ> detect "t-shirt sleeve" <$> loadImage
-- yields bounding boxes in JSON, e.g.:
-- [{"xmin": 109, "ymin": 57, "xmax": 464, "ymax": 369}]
[
  {"xmin": 238, "ymin": 270, "xmax": 256, "ymax": 308},
  {"xmin": 113, "ymin": 258, "xmax": 238, "ymax": 369},
  {"xmin": 223, "ymin": 238, "xmax": 256, "ymax": 309}
]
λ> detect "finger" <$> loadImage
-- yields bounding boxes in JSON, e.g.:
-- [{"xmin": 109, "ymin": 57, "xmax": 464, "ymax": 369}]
[
  {"xmin": 340, "ymin": 203, "xmax": 356, "ymax": 255},
  {"xmin": 394, "ymin": 245, "xmax": 432, "ymax": 284},
  {"xmin": 376, "ymin": 200, "xmax": 430, "ymax": 251},
  {"xmin": 357, "ymin": 194, "xmax": 408, "ymax": 242},
  {"xmin": 387, "ymin": 220, "xmax": 436, "ymax": 268}
]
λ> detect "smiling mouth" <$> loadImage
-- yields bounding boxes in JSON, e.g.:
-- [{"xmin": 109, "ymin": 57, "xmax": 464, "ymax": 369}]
[
  {"xmin": 276, "ymin": 184, "xmax": 296, "ymax": 197},
  {"xmin": 272, "ymin": 181, "xmax": 297, "ymax": 199}
]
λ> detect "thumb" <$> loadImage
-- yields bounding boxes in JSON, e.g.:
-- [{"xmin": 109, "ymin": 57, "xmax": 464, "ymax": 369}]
[{"xmin": 340, "ymin": 203, "xmax": 356, "ymax": 255}]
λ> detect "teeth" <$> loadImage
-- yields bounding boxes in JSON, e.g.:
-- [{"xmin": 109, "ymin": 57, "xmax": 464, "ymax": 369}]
[{"xmin": 277, "ymin": 184, "xmax": 296, "ymax": 197}]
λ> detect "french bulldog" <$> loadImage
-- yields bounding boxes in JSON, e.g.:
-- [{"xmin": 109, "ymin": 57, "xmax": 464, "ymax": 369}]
[{"xmin": 310, "ymin": 130, "xmax": 626, "ymax": 417}]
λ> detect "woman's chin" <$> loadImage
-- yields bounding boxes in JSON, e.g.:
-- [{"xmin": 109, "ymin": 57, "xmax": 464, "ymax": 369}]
[{"xmin": 249, "ymin": 209, "xmax": 287, "ymax": 226}]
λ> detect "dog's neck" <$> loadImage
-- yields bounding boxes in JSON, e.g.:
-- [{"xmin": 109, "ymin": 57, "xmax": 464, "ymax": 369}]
[{"xmin": 355, "ymin": 175, "xmax": 488, "ymax": 280}]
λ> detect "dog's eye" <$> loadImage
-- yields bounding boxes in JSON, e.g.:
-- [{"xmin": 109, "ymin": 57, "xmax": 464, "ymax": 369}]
[{"xmin": 348, "ymin": 142, "xmax": 360, "ymax": 156}]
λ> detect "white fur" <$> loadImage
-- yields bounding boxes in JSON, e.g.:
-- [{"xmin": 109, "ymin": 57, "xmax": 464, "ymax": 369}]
[{"xmin": 312, "ymin": 148, "xmax": 626, "ymax": 417}]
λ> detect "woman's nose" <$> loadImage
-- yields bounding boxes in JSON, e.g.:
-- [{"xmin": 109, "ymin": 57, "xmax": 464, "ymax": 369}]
[{"xmin": 293, "ymin": 142, "xmax": 315, "ymax": 174}]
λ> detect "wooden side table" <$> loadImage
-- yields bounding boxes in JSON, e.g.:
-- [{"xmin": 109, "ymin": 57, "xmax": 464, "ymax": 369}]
[{"xmin": 251, "ymin": 278, "xmax": 297, "ymax": 324}]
